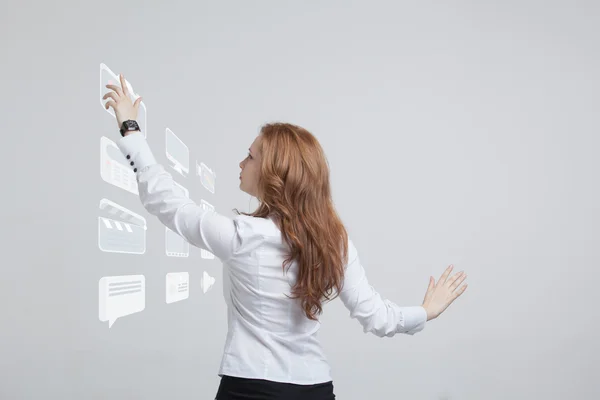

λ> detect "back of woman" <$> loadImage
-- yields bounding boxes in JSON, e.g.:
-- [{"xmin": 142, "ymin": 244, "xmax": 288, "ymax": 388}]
[
  {"xmin": 219, "ymin": 214, "xmax": 332, "ymax": 384},
  {"xmin": 212, "ymin": 123, "xmax": 437, "ymax": 398},
  {"xmin": 217, "ymin": 123, "xmax": 352, "ymax": 392},
  {"xmin": 106, "ymin": 83, "xmax": 468, "ymax": 400}
]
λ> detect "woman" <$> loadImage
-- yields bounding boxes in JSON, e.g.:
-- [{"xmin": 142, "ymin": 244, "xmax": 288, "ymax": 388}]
[{"xmin": 103, "ymin": 74, "xmax": 468, "ymax": 400}]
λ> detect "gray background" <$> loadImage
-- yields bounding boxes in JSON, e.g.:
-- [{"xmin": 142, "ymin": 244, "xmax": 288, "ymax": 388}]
[{"xmin": 1, "ymin": 0, "xmax": 599, "ymax": 399}]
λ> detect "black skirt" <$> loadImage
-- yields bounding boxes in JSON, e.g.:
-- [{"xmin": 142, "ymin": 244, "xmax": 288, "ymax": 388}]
[{"xmin": 215, "ymin": 375, "xmax": 336, "ymax": 400}]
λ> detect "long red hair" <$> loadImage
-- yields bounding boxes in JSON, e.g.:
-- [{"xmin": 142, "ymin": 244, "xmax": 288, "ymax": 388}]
[{"xmin": 234, "ymin": 122, "xmax": 349, "ymax": 321}]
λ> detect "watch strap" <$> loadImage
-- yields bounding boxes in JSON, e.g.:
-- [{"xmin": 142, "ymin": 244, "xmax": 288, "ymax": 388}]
[{"xmin": 120, "ymin": 120, "xmax": 141, "ymax": 136}]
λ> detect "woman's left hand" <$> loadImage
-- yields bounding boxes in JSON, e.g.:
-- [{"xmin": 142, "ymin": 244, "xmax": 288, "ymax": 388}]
[{"xmin": 103, "ymin": 73, "xmax": 143, "ymax": 130}]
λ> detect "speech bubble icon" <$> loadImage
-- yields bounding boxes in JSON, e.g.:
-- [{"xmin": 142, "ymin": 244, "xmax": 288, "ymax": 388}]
[{"xmin": 99, "ymin": 275, "xmax": 145, "ymax": 328}]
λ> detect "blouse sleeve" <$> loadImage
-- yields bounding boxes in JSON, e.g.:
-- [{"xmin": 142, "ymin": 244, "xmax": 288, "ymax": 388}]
[
  {"xmin": 338, "ymin": 238, "xmax": 428, "ymax": 337},
  {"xmin": 116, "ymin": 131, "xmax": 240, "ymax": 261}
]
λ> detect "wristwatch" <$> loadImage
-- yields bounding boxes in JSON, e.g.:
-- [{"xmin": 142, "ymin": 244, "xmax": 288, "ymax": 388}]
[{"xmin": 120, "ymin": 120, "xmax": 141, "ymax": 137}]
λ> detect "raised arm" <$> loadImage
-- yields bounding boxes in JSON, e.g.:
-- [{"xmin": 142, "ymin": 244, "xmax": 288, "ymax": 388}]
[
  {"xmin": 116, "ymin": 132, "xmax": 239, "ymax": 262},
  {"xmin": 103, "ymin": 74, "xmax": 240, "ymax": 262}
]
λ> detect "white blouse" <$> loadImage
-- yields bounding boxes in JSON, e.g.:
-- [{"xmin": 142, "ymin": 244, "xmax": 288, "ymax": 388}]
[{"xmin": 117, "ymin": 131, "xmax": 428, "ymax": 385}]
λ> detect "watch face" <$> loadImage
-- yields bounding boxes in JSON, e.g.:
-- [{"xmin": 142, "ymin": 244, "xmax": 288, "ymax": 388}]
[{"xmin": 124, "ymin": 120, "xmax": 139, "ymax": 130}]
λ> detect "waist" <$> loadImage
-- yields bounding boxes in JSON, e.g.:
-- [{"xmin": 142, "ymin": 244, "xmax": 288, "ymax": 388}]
[
  {"xmin": 215, "ymin": 374, "xmax": 335, "ymax": 400},
  {"xmin": 218, "ymin": 319, "xmax": 332, "ymax": 384}
]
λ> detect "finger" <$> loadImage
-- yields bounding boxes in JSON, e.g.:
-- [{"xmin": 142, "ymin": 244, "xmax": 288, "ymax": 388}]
[
  {"xmin": 423, "ymin": 276, "xmax": 434, "ymax": 303},
  {"xmin": 450, "ymin": 284, "xmax": 468, "ymax": 301},
  {"xmin": 446, "ymin": 270, "xmax": 464, "ymax": 288},
  {"xmin": 119, "ymin": 74, "xmax": 129, "ymax": 97},
  {"xmin": 449, "ymin": 272, "xmax": 467, "ymax": 292},
  {"xmin": 104, "ymin": 100, "xmax": 116, "ymax": 110},
  {"xmin": 133, "ymin": 96, "xmax": 142, "ymax": 110},
  {"xmin": 102, "ymin": 92, "xmax": 119, "ymax": 102},
  {"xmin": 106, "ymin": 84, "xmax": 124, "ymax": 97},
  {"xmin": 438, "ymin": 264, "xmax": 454, "ymax": 285}
]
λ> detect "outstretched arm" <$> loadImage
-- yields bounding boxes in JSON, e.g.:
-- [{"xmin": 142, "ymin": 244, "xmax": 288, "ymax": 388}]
[{"xmin": 338, "ymin": 239, "xmax": 428, "ymax": 337}]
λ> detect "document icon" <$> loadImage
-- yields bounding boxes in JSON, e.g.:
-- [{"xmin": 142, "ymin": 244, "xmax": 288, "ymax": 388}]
[
  {"xmin": 200, "ymin": 200, "xmax": 215, "ymax": 259},
  {"xmin": 196, "ymin": 161, "xmax": 216, "ymax": 194},
  {"xmin": 99, "ymin": 63, "xmax": 147, "ymax": 138},
  {"xmin": 100, "ymin": 136, "xmax": 138, "ymax": 195},
  {"xmin": 166, "ymin": 272, "xmax": 189, "ymax": 304},
  {"xmin": 99, "ymin": 275, "xmax": 145, "ymax": 328},
  {"xmin": 98, "ymin": 198, "xmax": 147, "ymax": 254},
  {"xmin": 165, "ymin": 227, "xmax": 190, "ymax": 258}
]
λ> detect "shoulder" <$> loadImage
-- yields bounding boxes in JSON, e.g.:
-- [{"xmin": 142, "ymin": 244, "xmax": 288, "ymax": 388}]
[
  {"xmin": 234, "ymin": 214, "xmax": 277, "ymax": 233},
  {"xmin": 227, "ymin": 215, "xmax": 282, "ymax": 257},
  {"xmin": 232, "ymin": 214, "xmax": 279, "ymax": 238}
]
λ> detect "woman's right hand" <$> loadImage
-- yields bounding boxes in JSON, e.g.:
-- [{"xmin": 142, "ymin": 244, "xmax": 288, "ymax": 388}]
[{"xmin": 422, "ymin": 264, "xmax": 468, "ymax": 321}]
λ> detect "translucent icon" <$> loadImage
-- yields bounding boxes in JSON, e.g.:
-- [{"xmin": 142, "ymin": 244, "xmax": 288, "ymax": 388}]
[
  {"xmin": 165, "ymin": 227, "xmax": 189, "ymax": 257},
  {"xmin": 172, "ymin": 180, "xmax": 189, "ymax": 198},
  {"xmin": 98, "ymin": 198, "xmax": 147, "ymax": 254},
  {"xmin": 100, "ymin": 136, "xmax": 138, "ymax": 195},
  {"xmin": 99, "ymin": 63, "xmax": 147, "ymax": 138},
  {"xmin": 166, "ymin": 272, "xmax": 189, "ymax": 304},
  {"xmin": 99, "ymin": 275, "xmax": 145, "ymax": 328},
  {"xmin": 200, "ymin": 271, "xmax": 216, "ymax": 294},
  {"xmin": 196, "ymin": 161, "xmax": 216, "ymax": 194},
  {"xmin": 200, "ymin": 200, "xmax": 215, "ymax": 259},
  {"xmin": 200, "ymin": 249, "xmax": 214, "ymax": 259},
  {"xmin": 200, "ymin": 199, "xmax": 214, "ymax": 212},
  {"xmin": 165, "ymin": 128, "xmax": 189, "ymax": 176}
]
